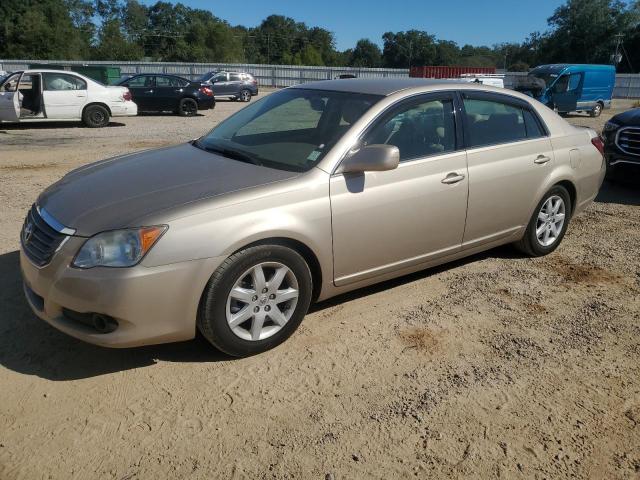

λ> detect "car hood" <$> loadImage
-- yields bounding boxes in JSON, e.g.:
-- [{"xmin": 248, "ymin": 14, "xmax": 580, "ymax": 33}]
[
  {"xmin": 38, "ymin": 143, "xmax": 299, "ymax": 236},
  {"xmin": 611, "ymin": 108, "xmax": 640, "ymax": 126}
]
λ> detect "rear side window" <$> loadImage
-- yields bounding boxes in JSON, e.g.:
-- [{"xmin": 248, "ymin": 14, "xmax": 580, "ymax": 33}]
[
  {"xmin": 155, "ymin": 76, "xmax": 184, "ymax": 87},
  {"xmin": 43, "ymin": 73, "xmax": 86, "ymax": 91},
  {"xmin": 523, "ymin": 110, "xmax": 544, "ymax": 139},
  {"xmin": 463, "ymin": 97, "xmax": 545, "ymax": 147},
  {"xmin": 364, "ymin": 97, "xmax": 457, "ymax": 162}
]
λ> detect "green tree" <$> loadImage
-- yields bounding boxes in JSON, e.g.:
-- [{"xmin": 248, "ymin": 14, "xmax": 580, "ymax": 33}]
[
  {"xmin": 544, "ymin": 0, "xmax": 639, "ymax": 64},
  {"xmin": 0, "ymin": 0, "xmax": 93, "ymax": 59},
  {"xmin": 382, "ymin": 30, "xmax": 437, "ymax": 67},
  {"xmin": 349, "ymin": 39, "xmax": 382, "ymax": 67},
  {"xmin": 93, "ymin": 18, "xmax": 143, "ymax": 60}
]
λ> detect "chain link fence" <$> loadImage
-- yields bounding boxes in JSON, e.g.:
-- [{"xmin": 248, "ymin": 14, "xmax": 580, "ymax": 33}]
[{"xmin": 1, "ymin": 60, "xmax": 639, "ymax": 98}]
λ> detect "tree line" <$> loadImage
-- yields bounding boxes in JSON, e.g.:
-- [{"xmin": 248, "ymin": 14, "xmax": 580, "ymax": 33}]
[{"xmin": 0, "ymin": 0, "xmax": 638, "ymax": 71}]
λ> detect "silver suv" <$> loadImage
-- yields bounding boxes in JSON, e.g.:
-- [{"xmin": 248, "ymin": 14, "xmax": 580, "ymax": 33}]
[{"xmin": 199, "ymin": 71, "xmax": 258, "ymax": 102}]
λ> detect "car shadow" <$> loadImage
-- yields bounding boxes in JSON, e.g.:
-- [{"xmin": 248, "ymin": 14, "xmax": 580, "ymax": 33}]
[
  {"xmin": 0, "ymin": 244, "xmax": 518, "ymax": 381},
  {"xmin": 0, "ymin": 250, "xmax": 230, "ymax": 382},
  {"xmin": 137, "ymin": 112, "xmax": 206, "ymax": 117},
  {"xmin": 596, "ymin": 173, "xmax": 640, "ymax": 206},
  {"xmin": 309, "ymin": 245, "xmax": 519, "ymax": 312},
  {"xmin": 0, "ymin": 121, "xmax": 125, "ymax": 130}
]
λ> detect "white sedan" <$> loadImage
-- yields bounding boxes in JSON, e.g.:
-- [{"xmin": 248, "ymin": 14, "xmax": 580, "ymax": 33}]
[{"xmin": 0, "ymin": 69, "xmax": 137, "ymax": 127}]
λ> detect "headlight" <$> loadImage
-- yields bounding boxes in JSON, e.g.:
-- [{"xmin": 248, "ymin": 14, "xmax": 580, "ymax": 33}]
[
  {"xmin": 72, "ymin": 226, "xmax": 167, "ymax": 268},
  {"xmin": 603, "ymin": 121, "xmax": 619, "ymax": 132}
]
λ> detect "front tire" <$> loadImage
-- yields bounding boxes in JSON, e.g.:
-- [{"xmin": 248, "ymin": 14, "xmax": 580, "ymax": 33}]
[
  {"xmin": 590, "ymin": 102, "xmax": 603, "ymax": 118},
  {"xmin": 198, "ymin": 245, "xmax": 313, "ymax": 357},
  {"xmin": 515, "ymin": 185, "xmax": 572, "ymax": 257},
  {"xmin": 82, "ymin": 105, "xmax": 110, "ymax": 128},
  {"xmin": 178, "ymin": 98, "xmax": 198, "ymax": 117}
]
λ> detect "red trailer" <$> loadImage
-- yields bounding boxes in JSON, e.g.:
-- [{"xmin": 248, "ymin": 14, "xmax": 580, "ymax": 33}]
[{"xmin": 410, "ymin": 66, "xmax": 496, "ymax": 79}]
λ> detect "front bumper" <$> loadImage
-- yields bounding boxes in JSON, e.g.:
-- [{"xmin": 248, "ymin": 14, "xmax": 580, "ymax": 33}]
[
  {"xmin": 20, "ymin": 236, "xmax": 222, "ymax": 348},
  {"xmin": 605, "ymin": 150, "xmax": 640, "ymax": 168},
  {"xmin": 603, "ymin": 130, "xmax": 640, "ymax": 168}
]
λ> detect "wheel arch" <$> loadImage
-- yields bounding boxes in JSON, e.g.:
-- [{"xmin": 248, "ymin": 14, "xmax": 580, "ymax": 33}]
[
  {"xmin": 82, "ymin": 102, "xmax": 111, "ymax": 116},
  {"xmin": 233, "ymin": 237, "xmax": 324, "ymax": 303},
  {"xmin": 554, "ymin": 179, "xmax": 577, "ymax": 215}
]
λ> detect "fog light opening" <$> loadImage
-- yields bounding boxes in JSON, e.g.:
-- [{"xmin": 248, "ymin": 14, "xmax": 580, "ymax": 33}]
[{"xmin": 92, "ymin": 313, "xmax": 118, "ymax": 334}]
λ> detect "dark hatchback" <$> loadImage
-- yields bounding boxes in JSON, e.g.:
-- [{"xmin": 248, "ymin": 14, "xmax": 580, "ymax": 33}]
[
  {"xmin": 602, "ymin": 108, "xmax": 640, "ymax": 174},
  {"xmin": 117, "ymin": 74, "xmax": 215, "ymax": 116}
]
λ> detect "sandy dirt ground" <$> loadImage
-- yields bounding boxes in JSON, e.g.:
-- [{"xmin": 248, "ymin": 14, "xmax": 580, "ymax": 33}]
[{"xmin": 0, "ymin": 95, "xmax": 639, "ymax": 480}]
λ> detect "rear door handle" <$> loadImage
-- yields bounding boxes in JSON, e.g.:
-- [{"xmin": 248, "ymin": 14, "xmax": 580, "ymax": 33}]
[
  {"xmin": 534, "ymin": 155, "xmax": 551, "ymax": 164},
  {"xmin": 441, "ymin": 172, "xmax": 466, "ymax": 184},
  {"xmin": 144, "ymin": 89, "xmax": 154, "ymax": 94}
]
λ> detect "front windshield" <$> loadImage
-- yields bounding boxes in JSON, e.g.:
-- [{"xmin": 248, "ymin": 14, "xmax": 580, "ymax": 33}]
[
  {"xmin": 197, "ymin": 88, "xmax": 381, "ymax": 172},
  {"xmin": 529, "ymin": 72, "xmax": 559, "ymax": 88}
]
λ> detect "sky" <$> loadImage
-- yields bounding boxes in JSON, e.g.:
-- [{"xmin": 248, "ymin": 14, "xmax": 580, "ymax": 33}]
[{"xmin": 141, "ymin": 0, "xmax": 567, "ymax": 50}]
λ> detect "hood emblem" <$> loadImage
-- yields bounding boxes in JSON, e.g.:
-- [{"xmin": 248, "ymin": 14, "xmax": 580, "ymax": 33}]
[{"xmin": 23, "ymin": 221, "xmax": 34, "ymax": 244}]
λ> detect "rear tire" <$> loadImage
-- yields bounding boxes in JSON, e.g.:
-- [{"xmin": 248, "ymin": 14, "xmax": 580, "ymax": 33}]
[
  {"xmin": 178, "ymin": 98, "xmax": 198, "ymax": 117},
  {"xmin": 590, "ymin": 102, "xmax": 603, "ymax": 117},
  {"xmin": 82, "ymin": 105, "xmax": 110, "ymax": 128},
  {"xmin": 514, "ymin": 185, "xmax": 572, "ymax": 257},
  {"xmin": 198, "ymin": 245, "xmax": 313, "ymax": 357},
  {"xmin": 239, "ymin": 89, "xmax": 252, "ymax": 102}
]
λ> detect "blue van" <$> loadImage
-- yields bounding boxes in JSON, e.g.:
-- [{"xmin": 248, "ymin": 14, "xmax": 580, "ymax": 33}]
[{"xmin": 515, "ymin": 64, "xmax": 616, "ymax": 117}]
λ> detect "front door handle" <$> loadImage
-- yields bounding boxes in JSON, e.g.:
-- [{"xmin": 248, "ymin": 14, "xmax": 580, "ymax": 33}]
[
  {"xmin": 441, "ymin": 172, "xmax": 466, "ymax": 184},
  {"xmin": 534, "ymin": 155, "xmax": 551, "ymax": 164},
  {"xmin": 144, "ymin": 89, "xmax": 154, "ymax": 94}
]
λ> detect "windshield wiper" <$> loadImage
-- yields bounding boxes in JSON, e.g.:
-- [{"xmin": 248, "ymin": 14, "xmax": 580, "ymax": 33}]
[{"xmin": 191, "ymin": 140, "xmax": 263, "ymax": 166}]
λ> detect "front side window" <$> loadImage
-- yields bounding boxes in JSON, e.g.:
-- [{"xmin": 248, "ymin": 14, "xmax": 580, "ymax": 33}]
[
  {"xmin": 464, "ymin": 97, "xmax": 533, "ymax": 147},
  {"xmin": 1, "ymin": 72, "xmax": 21, "ymax": 92},
  {"xmin": 212, "ymin": 72, "xmax": 227, "ymax": 83},
  {"xmin": 127, "ymin": 76, "xmax": 153, "ymax": 87},
  {"xmin": 567, "ymin": 73, "xmax": 582, "ymax": 91},
  {"xmin": 197, "ymin": 88, "xmax": 381, "ymax": 172},
  {"xmin": 43, "ymin": 73, "xmax": 86, "ymax": 91},
  {"xmin": 363, "ymin": 97, "xmax": 457, "ymax": 161},
  {"xmin": 553, "ymin": 75, "xmax": 570, "ymax": 93},
  {"xmin": 229, "ymin": 73, "xmax": 242, "ymax": 82}
]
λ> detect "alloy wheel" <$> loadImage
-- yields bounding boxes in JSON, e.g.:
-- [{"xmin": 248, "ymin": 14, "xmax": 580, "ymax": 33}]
[
  {"xmin": 536, "ymin": 195, "xmax": 566, "ymax": 247},
  {"xmin": 225, "ymin": 262, "xmax": 299, "ymax": 341}
]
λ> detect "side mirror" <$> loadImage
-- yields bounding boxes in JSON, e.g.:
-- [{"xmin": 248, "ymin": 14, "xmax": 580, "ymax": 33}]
[{"xmin": 338, "ymin": 144, "xmax": 400, "ymax": 174}]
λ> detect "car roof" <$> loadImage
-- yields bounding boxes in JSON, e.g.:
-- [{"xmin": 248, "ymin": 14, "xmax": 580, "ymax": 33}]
[
  {"xmin": 291, "ymin": 78, "xmax": 464, "ymax": 96},
  {"xmin": 129, "ymin": 73, "xmax": 190, "ymax": 80},
  {"xmin": 531, "ymin": 64, "xmax": 616, "ymax": 74},
  {"xmin": 21, "ymin": 69, "xmax": 83, "ymax": 74}
]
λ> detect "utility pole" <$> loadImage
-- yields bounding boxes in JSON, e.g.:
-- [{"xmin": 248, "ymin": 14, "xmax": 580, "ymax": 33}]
[
  {"xmin": 613, "ymin": 33, "xmax": 623, "ymax": 66},
  {"xmin": 267, "ymin": 33, "xmax": 271, "ymax": 64}
]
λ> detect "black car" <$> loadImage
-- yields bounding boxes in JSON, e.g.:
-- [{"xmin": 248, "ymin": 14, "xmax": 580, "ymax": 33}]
[
  {"xmin": 117, "ymin": 74, "xmax": 215, "ymax": 116},
  {"xmin": 602, "ymin": 108, "xmax": 640, "ymax": 174},
  {"xmin": 198, "ymin": 71, "xmax": 258, "ymax": 102}
]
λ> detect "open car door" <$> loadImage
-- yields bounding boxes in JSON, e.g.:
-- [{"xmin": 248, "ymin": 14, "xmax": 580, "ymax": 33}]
[{"xmin": 0, "ymin": 72, "xmax": 21, "ymax": 122}]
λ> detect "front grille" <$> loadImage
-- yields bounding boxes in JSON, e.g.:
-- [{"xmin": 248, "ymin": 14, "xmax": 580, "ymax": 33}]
[
  {"xmin": 21, "ymin": 205, "xmax": 67, "ymax": 267},
  {"xmin": 616, "ymin": 127, "xmax": 640, "ymax": 157}
]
